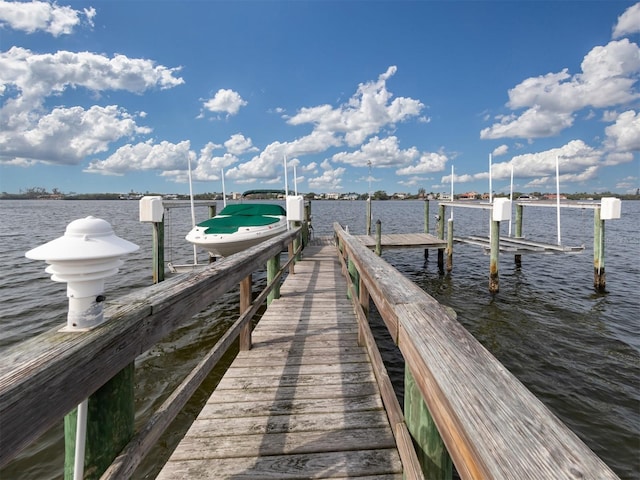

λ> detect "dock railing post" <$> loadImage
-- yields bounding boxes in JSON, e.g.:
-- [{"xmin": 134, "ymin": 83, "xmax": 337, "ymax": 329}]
[
  {"xmin": 514, "ymin": 203, "xmax": 523, "ymax": 267},
  {"xmin": 437, "ymin": 204, "xmax": 445, "ymax": 272},
  {"xmin": 347, "ymin": 257, "xmax": 359, "ymax": 300},
  {"xmin": 405, "ymin": 367, "xmax": 452, "ymax": 479},
  {"xmin": 240, "ymin": 274, "xmax": 252, "ymax": 350},
  {"xmin": 267, "ymin": 254, "xmax": 280, "ymax": 305},
  {"xmin": 357, "ymin": 276, "xmax": 370, "ymax": 347},
  {"xmin": 446, "ymin": 218, "xmax": 454, "ymax": 272}
]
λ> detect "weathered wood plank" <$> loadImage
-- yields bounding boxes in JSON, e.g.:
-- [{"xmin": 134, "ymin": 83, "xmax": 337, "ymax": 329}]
[
  {"xmin": 197, "ymin": 395, "xmax": 384, "ymax": 418},
  {"xmin": 355, "ymin": 233, "xmax": 446, "ymax": 249},
  {"xmin": 230, "ymin": 351, "xmax": 369, "ymax": 367},
  {"xmin": 182, "ymin": 410, "xmax": 393, "ymax": 437},
  {"xmin": 209, "ymin": 382, "xmax": 380, "ymax": 402},
  {"xmin": 170, "ymin": 428, "xmax": 396, "ymax": 459},
  {"xmin": 157, "ymin": 449, "xmax": 403, "ymax": 479}
]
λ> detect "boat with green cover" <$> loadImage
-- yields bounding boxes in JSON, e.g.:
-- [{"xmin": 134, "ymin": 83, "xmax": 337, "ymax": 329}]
[{"xmin": 185, "ymin": 202, "xmax": 287, "ymax": 257}]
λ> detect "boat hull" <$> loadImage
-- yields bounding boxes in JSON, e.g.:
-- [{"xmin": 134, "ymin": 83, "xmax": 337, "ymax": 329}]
[{"xmin": 186, "ymin": 218, "xmax": 287, "ymax": 257}]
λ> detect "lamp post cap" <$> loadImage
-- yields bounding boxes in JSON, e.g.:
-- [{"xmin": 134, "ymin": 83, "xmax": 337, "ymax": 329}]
[{"xmin": 25, "ymin": 216, "xmax": 139, "ymax": 262}]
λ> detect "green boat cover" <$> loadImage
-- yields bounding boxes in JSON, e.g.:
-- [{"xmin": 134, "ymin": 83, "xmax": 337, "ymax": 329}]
[{"xmin": 197, "ymin": 203, "xmax": 286, "ymax": 234}]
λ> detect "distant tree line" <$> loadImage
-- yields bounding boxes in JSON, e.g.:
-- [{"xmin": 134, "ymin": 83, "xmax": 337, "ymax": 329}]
[{"xmin": 2, "ymin": 187, "xmax": 639, "ymax": 201}]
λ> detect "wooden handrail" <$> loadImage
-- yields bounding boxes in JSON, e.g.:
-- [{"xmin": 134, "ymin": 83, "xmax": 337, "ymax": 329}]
[
  {"xmin": 333, "ymin": 222, "xmax": 619, "ymax": 479},
  {"xmin": 0, "ymin": 228, "xmax": 300, "ymax": 469}
]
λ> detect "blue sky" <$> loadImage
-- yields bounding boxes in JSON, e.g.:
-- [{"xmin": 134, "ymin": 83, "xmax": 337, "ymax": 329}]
[{"xmin": 0, "ymin": 1, "xmax": 639, "ymax": 196}]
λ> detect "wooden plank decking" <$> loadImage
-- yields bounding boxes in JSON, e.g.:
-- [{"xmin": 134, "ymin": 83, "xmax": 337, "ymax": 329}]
[
  {"xmin": 355, "ymin": 232, "xmax": 446, "ymax": 250},
  {"xmin": 157, "ymin": 244, "xmax": 403, "ymax": 479}
]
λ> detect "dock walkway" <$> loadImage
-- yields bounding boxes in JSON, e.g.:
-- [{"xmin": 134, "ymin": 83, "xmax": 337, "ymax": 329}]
[{"xmin": 157, "ymin": 243, "xmax": 403, "ymax": 479}]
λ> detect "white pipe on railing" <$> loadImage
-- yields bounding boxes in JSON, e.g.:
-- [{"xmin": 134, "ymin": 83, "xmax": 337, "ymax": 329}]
[{"xmin": 73, "ymin": 398, "xmax": 88, "ymax": 480}]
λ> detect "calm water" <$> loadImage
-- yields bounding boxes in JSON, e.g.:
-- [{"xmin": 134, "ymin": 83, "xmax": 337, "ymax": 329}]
[{"xmin": 0, "ymin": 199, "xmax": 638, "ymax": 479}]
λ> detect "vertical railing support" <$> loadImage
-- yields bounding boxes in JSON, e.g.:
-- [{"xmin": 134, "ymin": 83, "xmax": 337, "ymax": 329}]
[
  {"xmin": 357, "ymin": 276, "xmax": 369, "ymax": 347},
  {"xmin": 347, "ymin": 258, "xmax": 359, "ymax": 300},
  {"xmin": 288, "ymin": 240, "xmax": 295, "ymax": 275},
  {"xmin": 489, "ymin": 219, "xmax": 500, "ymax": 293},
  {"xmin": 239, "ymin": 274, "xmax": 252, "ymax": 351},
  {"xmin": 446, "ymin": 218, "xmax": 454, "ymax": 272},
  {"xmin": 593, "ymin": 207, "xmax": 606, "ymax": 292},
  {"xmin": 404, "ymin": 367, "xmax": 452, "ymax": 479},
  {"xmin": 267, "ymin": 254, "xmax": 280, "ymax": 305}
]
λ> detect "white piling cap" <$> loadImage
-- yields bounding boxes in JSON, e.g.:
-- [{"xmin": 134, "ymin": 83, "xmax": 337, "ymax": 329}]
[{"xmin": 26, "ymin": 216, "xmax": 138, "ymax": 262}]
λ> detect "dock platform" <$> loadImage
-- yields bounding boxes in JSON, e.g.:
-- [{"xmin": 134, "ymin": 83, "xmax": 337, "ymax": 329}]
[
  {"xmin": 156, "ymin": 244, "xmax": 403, "ymax": 479},
  {"xmin": 355, "ymin": 232, "xmax": 446, "ymax": 250}
]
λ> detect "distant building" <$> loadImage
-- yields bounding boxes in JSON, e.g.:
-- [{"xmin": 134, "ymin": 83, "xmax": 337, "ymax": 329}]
[{"xmin": 458, "ymin": 191, "xmax": 478, "ymax": 200}]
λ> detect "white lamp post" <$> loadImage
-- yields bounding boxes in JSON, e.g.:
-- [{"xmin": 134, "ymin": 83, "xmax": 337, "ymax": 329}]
[{"xmin": 25, "ymin": 216, "xmax": 139, "ymax": 331}]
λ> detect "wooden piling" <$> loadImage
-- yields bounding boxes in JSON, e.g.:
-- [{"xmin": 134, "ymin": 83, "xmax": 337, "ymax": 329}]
[
  {"xmin": 593, "ymin": 207, "xmax": 606, "ymax": 291},
  {"xmin": 446, "ymin": 218, "xmax": 453, "ymax": 272},
  {"xmin": 437, "ymin": 204, "xmax": 445, "ymax": 273},
  {"xmin": 375, "ymin": 219, "xmax": 382, "ymax": 256},
  {"xmin": 64, "ymin": 363, "xmax": 134, "ymax": 480},
  {"xmin": 514, "ymin": 204, "xmax": 523, "ymax": 267},
  {"xmin": 489, "ymin": 220, "xmax": 500, "ymax": 293},
  {"xmin": 404, "ymin": 367, "xmax": 452, "ymax": 479},
  {"xmin": 424, "ymin": 199, "xmax": 430, "ymax": 260},
  {"xmin": 366, "ymin": 198, "xmax": 372, "ymax": 236},
  {"xmin": 152, "ymin": 216, "xmax": 165, "ymax": 283}
]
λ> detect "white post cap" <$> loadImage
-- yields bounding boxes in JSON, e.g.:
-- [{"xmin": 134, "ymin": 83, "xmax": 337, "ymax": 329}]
[{"xmin": 25, "ymin": 216, "xmax": 139, "ymax": 330}]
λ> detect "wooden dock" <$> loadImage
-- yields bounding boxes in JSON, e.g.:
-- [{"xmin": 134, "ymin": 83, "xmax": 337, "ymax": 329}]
[
  {"xmin": 156, "ymin": 243, "xmax": 403, "ymax": 479},
  {"xmin": 355, "ymin": 232, "xmax": 446, "ymax": 250}
]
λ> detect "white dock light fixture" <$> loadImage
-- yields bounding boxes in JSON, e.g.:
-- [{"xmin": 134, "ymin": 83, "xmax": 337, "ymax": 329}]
[{"xmin": 25, "ymin": 216, "xmax": 139, "ymax": 331}]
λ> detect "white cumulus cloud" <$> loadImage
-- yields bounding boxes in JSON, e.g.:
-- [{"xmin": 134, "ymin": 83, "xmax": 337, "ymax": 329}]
[
  {"xmin": 612, "ymin": 2, "xmax": 640, "ymax": 38},
  {"xmin": 0, "ymin": 0, "xmax": 95, "ymax": 36},
  {"xmin": 203, "ymin": 89, "xmax": 248, "ymax": 116}
]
